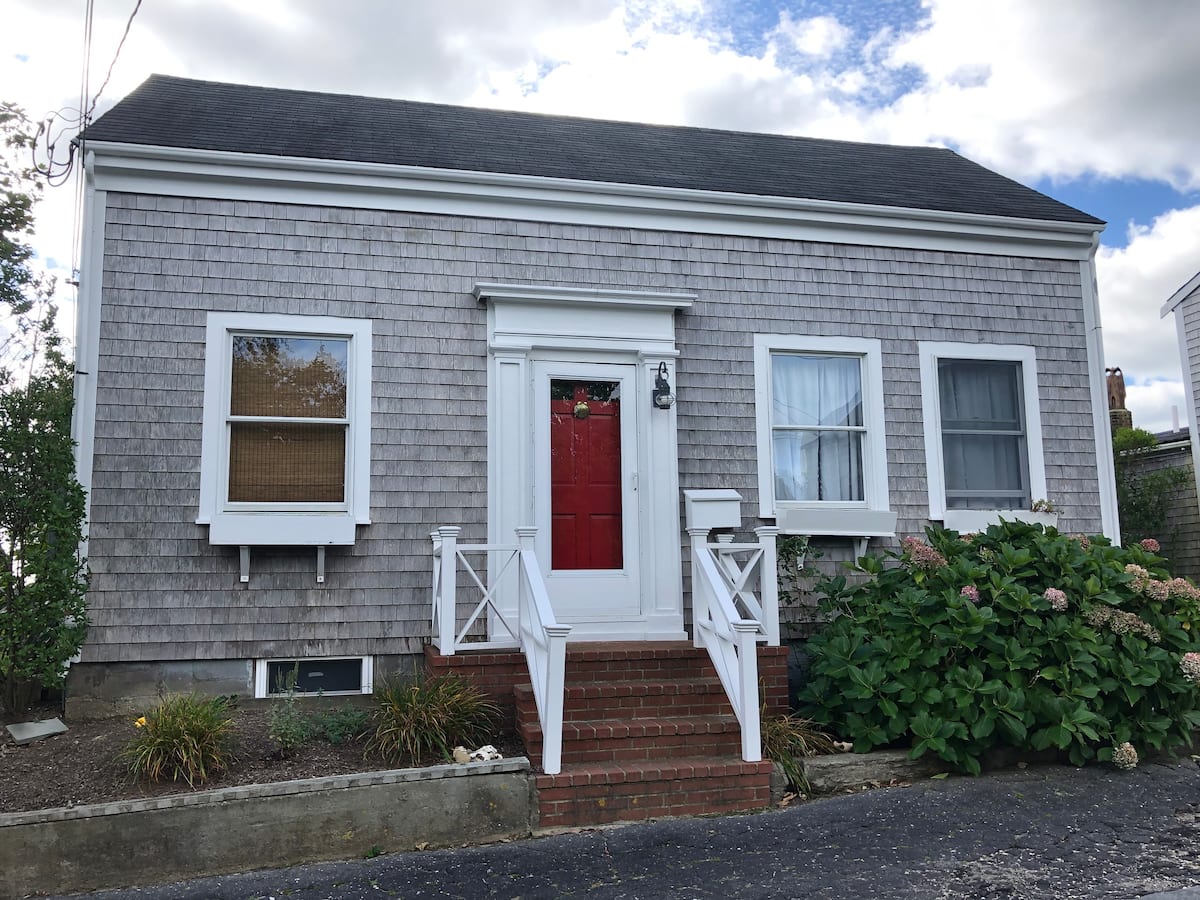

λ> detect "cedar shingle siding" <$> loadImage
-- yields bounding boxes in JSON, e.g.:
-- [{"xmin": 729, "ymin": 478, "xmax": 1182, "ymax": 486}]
[{"xmin": 83, "ymin": 192, "xmax": 1102, "ymax": 663}]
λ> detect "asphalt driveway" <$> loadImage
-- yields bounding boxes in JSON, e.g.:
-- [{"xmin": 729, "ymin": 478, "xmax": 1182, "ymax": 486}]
[{"xmin": 73, "ymin": 758, "xmax": 1200, "ymax": 899}]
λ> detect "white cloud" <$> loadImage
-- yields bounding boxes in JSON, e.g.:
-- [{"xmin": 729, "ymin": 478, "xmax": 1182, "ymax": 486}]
[
  {"xmin": 879, "ymin": 0, "xmax": 1200, "ymax": 188},
  {"xmin": 771, "ymin": 12, "xmax": 851, "ymax": 58}
]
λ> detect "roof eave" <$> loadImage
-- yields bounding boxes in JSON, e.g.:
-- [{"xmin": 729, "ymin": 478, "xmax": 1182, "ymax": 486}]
[
  {"xmin": 1161, "ymin": 269, "xmax": 1200, "ymax": 318},
  {"xmin": 83, "ymin": 140, "xmax": 1105, "ymax": 259}
]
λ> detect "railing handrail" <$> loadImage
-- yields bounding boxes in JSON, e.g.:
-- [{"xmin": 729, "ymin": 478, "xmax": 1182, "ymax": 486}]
[
  {"xmin": 431, "ymin": 525, "xmax": 569, "ymax": 776},
  {"xmin": 691, "ymin": 525, "xmax": 763, "ymax": 763}
]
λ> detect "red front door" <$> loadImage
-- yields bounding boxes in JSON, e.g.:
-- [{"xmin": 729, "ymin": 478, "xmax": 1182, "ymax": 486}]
[{"xmin": 550, "ymin": 380, "xmax": 623, "ymax": 570}]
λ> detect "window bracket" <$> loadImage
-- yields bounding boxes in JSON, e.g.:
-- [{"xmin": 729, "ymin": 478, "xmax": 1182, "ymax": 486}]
[
  {"xmin": 239, "ymin": 545, "xmax": 250, "ymax": 583},
  {"xmin": 316, "ymin": 546, "xmax": 326, "ymax": 584}
]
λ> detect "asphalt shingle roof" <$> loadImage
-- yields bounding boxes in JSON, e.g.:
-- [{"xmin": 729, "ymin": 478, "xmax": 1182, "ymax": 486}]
[{"xmin": 82, "ymin": 75, "xmax": 1102, "ymax": 226}]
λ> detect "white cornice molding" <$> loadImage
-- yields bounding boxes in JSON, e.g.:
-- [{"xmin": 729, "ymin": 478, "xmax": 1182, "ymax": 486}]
[
  {"xmin": 85, "ymin": 141, "xmax": 1102, "ymax": 260},
  {"xmin": 474, "ymin": 283, "xmax": 695, "ymax": 310}
]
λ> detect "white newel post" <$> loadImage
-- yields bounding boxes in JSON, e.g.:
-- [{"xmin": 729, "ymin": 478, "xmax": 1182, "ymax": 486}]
[
  {"xmin": 515, "ymin": 526, "xmax": 536, "ymax": 635},
  {"xmin": 437, "ymin": 526, "xmax": 460, "ymax": 655},
  {"xmin": 755, "ymin": 525, "xmax": 781, "ymax": 647},
  {"xmin": 687, "ymin": 526, "xmax": 711, "ymax": 650},
  {"xmin": 732, "ymin": 620, "xmax": 762, "ymax": 762}
]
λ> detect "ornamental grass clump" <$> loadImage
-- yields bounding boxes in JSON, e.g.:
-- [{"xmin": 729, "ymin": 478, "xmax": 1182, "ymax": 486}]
[
  {"xmin": 761, "ymin": 710, "xmax": 837, "ymax": 791},
  {"xmin": 367, "ymin": 673, "xmax": 499, "ymax": 765},
  {"xmin": 799, "ymin": 521, "xmax": 1200, "ymax": 775},
  {"xmin": 121, "ymin": 694, "xmax": 237, "ymax": 786}
]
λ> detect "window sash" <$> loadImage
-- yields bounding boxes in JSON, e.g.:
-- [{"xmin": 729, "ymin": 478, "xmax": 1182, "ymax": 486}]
[
  {"xmin": 224, "ymin": 330, "xmax": 354, "ymax": 508},
  {"xmin": 770, "ymin": 352, "xmax": 868, "ymax": 505},
  {"xmin": 938, "ymin": 359, "xmax": 1030, "ymax": 510}
]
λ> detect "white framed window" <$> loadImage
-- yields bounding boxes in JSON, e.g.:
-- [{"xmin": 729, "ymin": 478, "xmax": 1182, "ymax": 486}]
[
  {"xmin": 919, "ymin": 342, "xmax": 1047, "ymax": 530},
  {"xmin": 254, "ymin": 656, "xmax": 374, "ymax": 698},
  {"xmin": 198, "ymin": 312, "xmax": 372, "ymax": 545},
  {"xmin": 754, "ymin": 335, "xmax": 894, "ymax": 536}
]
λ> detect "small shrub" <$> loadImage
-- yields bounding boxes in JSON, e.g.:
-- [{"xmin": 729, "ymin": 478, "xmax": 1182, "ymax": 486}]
[
  {"xmin": 268, "ymin": 695, "xmax": 313, "ymax": 757},
  {"xmin": 312, "ymin": 704, "xmax": 370, "ymax": 745},
  {"xmin": 799, "ymin": 521, "xmax": 1200, "ymax": 774},
  {"xmin": 367, "ymin": 673, "xmax": 499, "ymax": 765},
  {"xmin": 121, "ymin": 694, "xmax": 237, "ymax": 786},
  {"xmin": 761, "ymin": 711, "xmax": 836, "ymax": 791}
]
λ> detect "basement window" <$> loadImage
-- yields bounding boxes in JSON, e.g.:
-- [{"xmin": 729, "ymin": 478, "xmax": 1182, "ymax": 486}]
[{"xmin": 254, "ymin": 656, "xmax": 374, "ymax": 698}]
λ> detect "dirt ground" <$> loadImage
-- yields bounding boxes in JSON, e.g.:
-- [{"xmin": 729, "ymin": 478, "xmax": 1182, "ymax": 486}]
[{"xmin": 0, "ymin": 697, "xmax": 521, "ymax": 814}]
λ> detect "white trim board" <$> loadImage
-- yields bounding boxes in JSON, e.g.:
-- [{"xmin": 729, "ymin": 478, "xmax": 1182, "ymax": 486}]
[
  {"xmin": 85, "ymin": 140, "xmax": 1102, "ymax": 261},
  {"xmin": 1161, "ymin": 269, "xmax": 1200, "ymax": 317}
]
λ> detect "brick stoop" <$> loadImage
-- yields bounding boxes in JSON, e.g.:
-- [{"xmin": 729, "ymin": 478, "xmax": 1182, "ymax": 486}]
[{"xmin": 516, "ymin": 642, "xmax": 786, "ymax": 828}]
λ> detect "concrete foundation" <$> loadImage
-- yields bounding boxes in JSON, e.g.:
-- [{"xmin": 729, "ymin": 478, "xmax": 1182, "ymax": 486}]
[{"xmin": 65, "ymin": 654, "xmax": 422, "ymax": 720}]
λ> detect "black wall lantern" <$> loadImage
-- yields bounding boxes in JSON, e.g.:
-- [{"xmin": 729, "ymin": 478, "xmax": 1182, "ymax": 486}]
[{"xmin": 652, "ymin": 361, "xmax": 675, "ymax": 410}]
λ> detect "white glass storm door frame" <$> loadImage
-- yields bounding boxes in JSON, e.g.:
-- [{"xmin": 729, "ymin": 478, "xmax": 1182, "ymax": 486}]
[{"xmin": 531, "ymin": 360, "xmax": 641, "ymax": 621}]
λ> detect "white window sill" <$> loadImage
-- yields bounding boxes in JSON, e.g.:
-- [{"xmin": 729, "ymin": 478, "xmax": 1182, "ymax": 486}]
[
  {"xmin": 206, "ymin": 511, "xmax": 360, "ymax": 546},
  {"xmin": 940, "ymin": 509, "xmax": 1058, "ymax": 533},
  {"xmin": 776, "ymin": 506, "xmax": 897, "ymax": 537}
]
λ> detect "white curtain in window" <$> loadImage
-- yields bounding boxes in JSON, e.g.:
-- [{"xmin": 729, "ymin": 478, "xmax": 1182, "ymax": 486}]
[
  {"xmin": 938, "ymin": 360, "xmax": 1027, "ymax": 509},
  {"xmin": 772, "ymin": 355, "xmax": 864, "ymax": 502}
]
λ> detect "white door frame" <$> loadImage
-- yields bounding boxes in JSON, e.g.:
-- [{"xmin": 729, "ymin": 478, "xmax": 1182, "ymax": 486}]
[{"xmin": 477, "ymin": 283, "xmax": 694, "ymax": 641}]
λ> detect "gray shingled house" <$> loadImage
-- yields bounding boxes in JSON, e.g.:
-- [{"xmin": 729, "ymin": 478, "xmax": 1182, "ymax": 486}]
[{"xmin": 67, "ymin": 76, "xmax": 1116, "ymax": 813}]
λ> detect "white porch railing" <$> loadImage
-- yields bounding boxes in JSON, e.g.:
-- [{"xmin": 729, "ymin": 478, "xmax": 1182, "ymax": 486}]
[
  {"xmin": 430, "ymin": 525, "xmax": 571, "ymax": 775},
  {"xmin": 687, "ymin": 524, "xmax": 780, "ymax": 763}
]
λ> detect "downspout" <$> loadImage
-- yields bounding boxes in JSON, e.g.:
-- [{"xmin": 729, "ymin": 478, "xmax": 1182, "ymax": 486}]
[
  {"xmin": 1080, "ymin": 236, "xmax": 1120, "ymax": 542},
  {"xmin": 73, "ymin": 150, "xmax": 105, "ymax": 561}
]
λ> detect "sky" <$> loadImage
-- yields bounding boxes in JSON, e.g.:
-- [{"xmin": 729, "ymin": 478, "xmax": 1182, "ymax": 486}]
[{"xmin": 4, "ymin": 0, "xmax": 1200, "ymax": 432}]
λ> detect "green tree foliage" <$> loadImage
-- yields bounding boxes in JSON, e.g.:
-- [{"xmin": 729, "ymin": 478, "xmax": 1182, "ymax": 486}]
[
  {"xmin": 0, "ymin": 102, "xmax": 88, "ymax": 713},
  {"xmin": 1112, "ymin": 426, "xmax": 1188, "ymax": 547},
  {"xmin": 799, "ymin": 523, "xmax": 1200, "ymax": 774}
]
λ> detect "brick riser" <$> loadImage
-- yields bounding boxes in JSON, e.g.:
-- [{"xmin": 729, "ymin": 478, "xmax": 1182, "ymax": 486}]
[{"xmin": 536, "ymin": 760, "xmax": 775, "ymax": 828}]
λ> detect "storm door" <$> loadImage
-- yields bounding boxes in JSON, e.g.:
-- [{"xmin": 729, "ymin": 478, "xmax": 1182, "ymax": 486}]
[{"xmin": 533, "ymin": 362, "xmax": 640, "ymax": 621}]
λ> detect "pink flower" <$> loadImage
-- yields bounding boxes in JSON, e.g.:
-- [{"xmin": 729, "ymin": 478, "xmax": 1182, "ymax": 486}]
[
  {"xmin": 901, "ymin": 537, "xmax": 947, "ymax": 571},
  {"xmin": 1181, "ymin": 652, "xmax": 1200, "ymax": 684},
  {"xmin": 1071, "ymin": 534, "xmax": 1091, "ymax": 551},
  {"xmin": 1145, "ymin": 579, "xmax": 1169, "ymax": 602},
  {"xmin": 960, "ymin": 585, "xmax": 979, "ymax": 602},
  {"xmin": 1043, "ymin": 588, "xmax": 1068, "ymax": 612},
  {"xmin": 1140, "ymin": 538, "xmax": 1161, "ymax": 553}
]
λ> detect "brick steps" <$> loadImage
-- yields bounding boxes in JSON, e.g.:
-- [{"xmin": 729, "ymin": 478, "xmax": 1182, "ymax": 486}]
[{"xmin": 426, "ymin": 641, "xmax": 790, "ymax": 827}]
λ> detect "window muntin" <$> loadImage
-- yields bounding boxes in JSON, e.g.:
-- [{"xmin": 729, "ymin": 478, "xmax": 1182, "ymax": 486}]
[
  {"xmin": 938, "ymin": 359, "xmax": 1030, "ymax": 510},
  {"xmin": 226, "ymin": 335, "xmax": 350, "ymax": 504},
  {"xmin": 770, "ymin": 353, "xmax": 865, "ymax": 503}
]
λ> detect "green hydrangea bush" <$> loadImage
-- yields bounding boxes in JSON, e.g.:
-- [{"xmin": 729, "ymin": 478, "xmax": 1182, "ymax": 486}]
[{"xmin": 798, "ymin": 521, "xmax": 1200, "ymax": 774}]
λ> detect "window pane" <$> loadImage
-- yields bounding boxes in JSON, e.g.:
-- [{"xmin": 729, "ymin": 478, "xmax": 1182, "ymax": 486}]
[
  {"xmin": 267, "ymin": 659, "xmax": 362, "ymax": 694},
  {"xmin": 772, "ymin": 354, "xmax": 863, "ymax": 428},
  {"xmin": 228, "ymin": 422, "xmax": 346, "ymax": 502},
  {"xmin": 942, "ymin": 433, "xmax": 1027, "ymax": 509},
  {"xmin": 938, "ymin": 360, "xmax": 1021, "ymax": 430},
  {"xmin": 231, "ymin": 336, "xmax": 348, "ymax": 418},
  {"xmin": 773, "ymin": 430, "xmax": 864, "ymax": 502}
]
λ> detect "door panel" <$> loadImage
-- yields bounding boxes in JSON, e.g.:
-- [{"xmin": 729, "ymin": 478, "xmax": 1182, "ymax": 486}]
[{"xmin": 550, "ymin": 380, "xmax": 623, "ymax": 570}]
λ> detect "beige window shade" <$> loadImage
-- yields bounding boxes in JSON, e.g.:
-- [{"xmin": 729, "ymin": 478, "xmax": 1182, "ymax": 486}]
[
  {"xmin": 228, "ymin": 423, "xmax": 347, "ymax": 502},
  {"xmin": 227, "ymin": 335, "xmax": 350, "ymax": 503}
]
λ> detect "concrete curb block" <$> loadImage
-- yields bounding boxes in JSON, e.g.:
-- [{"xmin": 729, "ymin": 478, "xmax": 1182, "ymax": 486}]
[
  {"xmin": 1, "ymin": 758, "xmax": 534, "ymax": 897},
  {"xmin": 0, "ymin": 757, "xmax": 530, "ymax": 827}
]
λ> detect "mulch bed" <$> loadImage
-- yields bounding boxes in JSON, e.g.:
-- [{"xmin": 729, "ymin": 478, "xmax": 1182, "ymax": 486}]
[{"xmin": 0, "ymin": 698, "xmax": 522, "ymax": 815}]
